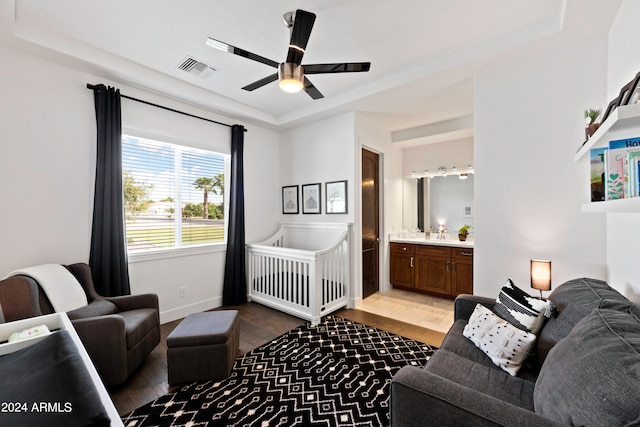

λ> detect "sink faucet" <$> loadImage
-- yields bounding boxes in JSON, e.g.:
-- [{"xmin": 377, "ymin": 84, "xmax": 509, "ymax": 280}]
[{"xmin": 437, "ymin": 225, "xmax": 447, "ymax": 240}]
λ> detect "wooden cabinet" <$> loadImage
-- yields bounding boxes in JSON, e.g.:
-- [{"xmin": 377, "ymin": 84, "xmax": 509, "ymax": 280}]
[
  {"xmin": 390, "ymin": 243, "xmax": 415, "ymax": 288},
  {"xmin": 452, "ymin": 247, "xmax": 474, "ymax": 295},
  {"xmin": 415, "ymin": 246, "xmax": 451, "ymax": 296},
  {"xmin": 390, "ymin": 242, "xmax": 473, "ymax": 298}
]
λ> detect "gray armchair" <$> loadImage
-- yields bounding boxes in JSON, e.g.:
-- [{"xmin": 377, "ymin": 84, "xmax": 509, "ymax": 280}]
[{"xmin": 0, "ymin": 263, "xmax": 160, "ymax": 386}]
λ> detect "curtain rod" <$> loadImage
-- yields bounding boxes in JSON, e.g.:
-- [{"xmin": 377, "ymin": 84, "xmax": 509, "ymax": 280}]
[{"xmin": 86, "ymin": 84, "xmax": 246, "ymax": 132}]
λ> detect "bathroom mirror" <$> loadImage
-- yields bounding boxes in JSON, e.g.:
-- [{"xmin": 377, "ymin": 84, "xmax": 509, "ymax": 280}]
[
  {"xmin": 401, "ymin": 137, "xmax": 474, "ymax": 235},
  {"xmin": 403, "ymin": 174, "xmax": 474, "ymax": 235}
]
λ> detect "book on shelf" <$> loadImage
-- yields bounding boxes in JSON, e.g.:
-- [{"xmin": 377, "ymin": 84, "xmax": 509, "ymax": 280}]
[
  {"xmin": 629, "ymin": 151, "xmax": 640, "ymax": 198},
  {"xmin": 590, "ymin": 147, "xmax": 606, "ymax": 201},
  {"xmin": 606, "ymin": 137, "xmax": 640, "ymax": 200}
]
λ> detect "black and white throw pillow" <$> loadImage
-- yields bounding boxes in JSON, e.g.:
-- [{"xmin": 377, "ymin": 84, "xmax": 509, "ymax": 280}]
[{"xmin": 493, "ymin": 278, "xmax": 550, "ymax": 335}]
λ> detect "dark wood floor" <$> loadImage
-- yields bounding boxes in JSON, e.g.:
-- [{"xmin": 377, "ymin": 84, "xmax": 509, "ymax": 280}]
[{"xmin": 109, "ymin": 303, "xmax": 444, "ymax": 417}]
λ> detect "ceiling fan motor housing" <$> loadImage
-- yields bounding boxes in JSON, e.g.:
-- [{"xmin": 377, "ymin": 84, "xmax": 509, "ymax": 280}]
[{"xmin": 278, "ymin": 62, "xmax": 304, "ymax": 92}]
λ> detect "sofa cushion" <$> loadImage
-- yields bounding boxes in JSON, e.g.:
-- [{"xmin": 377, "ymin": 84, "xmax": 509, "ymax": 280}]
[
  {"xmin": 442, "ymin": 319, "xmax": 540, "ymax": 382},
  {"xmin": 534, "ymin": 309, "xmax": 640, "ymax": 426},
  {"xmin": 493, "ymin": 279, "xmax": 550, "ymax": 334},
  {"xmin": 601, "ymin": 298, "xmax": 640, "ymax": 318},
  {"xmin": 66, "ymin": 299, "xmax": 119, "ymax": 320},
  {"xmin": 463, "ymin": 304, "xmax": 537, "ymax": 376},
  {"xmin": 537, "ymin": 277, "xmax": 627, "ymax": 364},
  {"xmin": 425, "ymin": 349, "xmax": 536, "ymax": 411},
  {"xmin": 441, "ymin": 320, "xmax": 497, "ymax": 368}
]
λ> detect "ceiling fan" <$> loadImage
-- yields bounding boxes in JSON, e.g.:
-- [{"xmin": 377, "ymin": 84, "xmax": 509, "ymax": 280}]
[{"xmin": 206, "ymin": 9, "xmax": 371, "ymax": 99}]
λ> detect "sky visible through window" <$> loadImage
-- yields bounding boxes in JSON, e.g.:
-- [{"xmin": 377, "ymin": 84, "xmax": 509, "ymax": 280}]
[{"xmin": 122, "ymin": 135, "xmax": 225, "ymax": 205}]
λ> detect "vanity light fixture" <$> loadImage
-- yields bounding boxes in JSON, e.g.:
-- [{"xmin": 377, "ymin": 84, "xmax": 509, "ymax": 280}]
[{"xmin": 410, "ymin": 165, "xmax": 474, "ymax": 179}]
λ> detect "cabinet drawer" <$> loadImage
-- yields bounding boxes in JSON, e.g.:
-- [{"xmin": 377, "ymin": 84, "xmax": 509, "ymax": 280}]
[
  {"xmin": 453, "ymin": 248, "xmax": 474, "ymax": 259},
  {"xmin": 390, "ymin": 243, "xmax": 415, "ymax": 254},
  {"xmin": 415, "ymin": 245, "xmax": 451, "ymax": 258}
]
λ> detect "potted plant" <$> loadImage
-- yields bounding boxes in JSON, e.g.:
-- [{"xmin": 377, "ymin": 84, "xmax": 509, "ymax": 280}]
[
  {"xmin": 584, "ymin": 107, "xmax": 602, "ymax": 138},
  {"xmin": 458, "ymin": 225, "xmax": 470, "ymax": 242}
]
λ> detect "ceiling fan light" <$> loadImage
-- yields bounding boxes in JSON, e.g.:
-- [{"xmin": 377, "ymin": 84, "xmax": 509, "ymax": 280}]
[{"xmin": 278, "ymin": 63, "xmax": 304, "ymax": 93}]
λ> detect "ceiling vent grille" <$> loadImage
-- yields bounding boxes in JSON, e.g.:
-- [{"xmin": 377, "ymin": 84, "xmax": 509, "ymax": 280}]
[{"xmin": 177, "ymin": 56, "xmax": 216, "ymax": 79}]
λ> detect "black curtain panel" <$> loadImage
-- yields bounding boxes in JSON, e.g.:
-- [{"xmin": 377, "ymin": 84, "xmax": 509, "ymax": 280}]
[
  {"xmin": 89, "ymin": 84, "xmax": 130, "ymax": 297},
  {"xmin": 223, "ymin": 124, "xmax": 247, "ymax": 305}
]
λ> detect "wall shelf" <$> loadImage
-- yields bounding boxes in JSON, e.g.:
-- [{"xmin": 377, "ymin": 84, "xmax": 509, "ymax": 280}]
[
  {"xmin": 576, "ymin": 103, "xmax": 640, "ymax": 162},
  {"xmin": 576, "ymin": 103, "xmax": 640, "ymax": 213},
  {"xmin": 581, "ymin": 197, "xmax": 640, "ymax": 213}
]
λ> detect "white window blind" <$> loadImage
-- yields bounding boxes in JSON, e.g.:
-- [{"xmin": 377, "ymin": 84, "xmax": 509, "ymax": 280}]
[{"xmin": 122, "ymin": 135, "xmax": 227, "ymax": 254}]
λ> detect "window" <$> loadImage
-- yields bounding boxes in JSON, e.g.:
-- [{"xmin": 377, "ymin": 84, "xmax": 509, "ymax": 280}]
[{"xmin": 122, "ymin": 134, "xmax": 228, "ymax": 254}]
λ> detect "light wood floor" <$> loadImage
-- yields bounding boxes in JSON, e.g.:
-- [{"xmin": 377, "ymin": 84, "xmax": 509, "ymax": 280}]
[
  {"xmin": 357, "ymin": 288, "xmax": 455, "ymax": 333},
  {"xmin": 109, "ymin": 296, "xmax": 452, "ymax": 417}
]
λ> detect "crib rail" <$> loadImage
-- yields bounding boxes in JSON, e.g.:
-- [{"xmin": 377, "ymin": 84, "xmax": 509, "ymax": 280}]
[{"xmin": 246, "ymin": 223, "xmax": 352, "ymax": 325}]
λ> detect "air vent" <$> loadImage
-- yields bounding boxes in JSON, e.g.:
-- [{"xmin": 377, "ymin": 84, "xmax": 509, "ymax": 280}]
[{"xmin": 177, "ymin": 56, "xmax": 217, "ymax": 79}]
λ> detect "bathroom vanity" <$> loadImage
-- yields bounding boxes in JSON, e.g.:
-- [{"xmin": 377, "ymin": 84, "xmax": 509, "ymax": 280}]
[{"xmin": 389, "ymin": 236, "xmax": 473, "ymax": 298}]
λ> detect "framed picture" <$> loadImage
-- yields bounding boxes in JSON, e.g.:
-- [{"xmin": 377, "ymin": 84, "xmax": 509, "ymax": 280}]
[
  {"xmin": 625, "ymin": 72, "xmax": 640, "ymax": 105},
  {"xmin": 601, "ymin": 96, "xmax": 619, "ymax": 123},
  {"xmin": 302, "ymin": 183, "xmax": 321, "ymax": 214},
  {"xmin": 460, "ymin": 202, "xmax": 473, "ymax": 218},
  {"xmin": 325, "ymin": 180, "xmax": 348, "ymax": 214},
  {"xmin": 618, "ymin": 81, "xmax": 634, "ymax": 106},
  {"xmin": 282, "ymin": 185, "xmax": 299, "ymax": 214}
]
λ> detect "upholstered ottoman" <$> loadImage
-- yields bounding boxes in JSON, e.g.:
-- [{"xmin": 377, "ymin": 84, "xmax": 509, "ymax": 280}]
[{"xmin": 167, "ymin": 310, "xmax": 239, "ymax": 384}]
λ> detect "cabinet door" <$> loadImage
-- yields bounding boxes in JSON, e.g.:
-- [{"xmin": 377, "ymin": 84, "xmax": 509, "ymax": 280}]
[
  {"xmin": 452, "ymin": 248, "xmax": 474, "ymax": 295},
  {"xmin": 415, "ymin": 246, "xmax": 452, "ymax": 295},
  {"xmin": 390, "ymin": 243, "xmax": 414, "ymax": 288}
]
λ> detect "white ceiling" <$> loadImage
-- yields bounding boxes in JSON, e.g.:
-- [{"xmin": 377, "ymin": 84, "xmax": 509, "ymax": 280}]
[{"xmin": 0, "ymin": 0, "xmax": 623, "ymax": 141}]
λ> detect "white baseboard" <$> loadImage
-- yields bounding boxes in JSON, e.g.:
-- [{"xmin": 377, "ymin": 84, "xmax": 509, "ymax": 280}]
[{"xmin": 159, "ymin": 297, "xmax": 222, "ymax": 324}]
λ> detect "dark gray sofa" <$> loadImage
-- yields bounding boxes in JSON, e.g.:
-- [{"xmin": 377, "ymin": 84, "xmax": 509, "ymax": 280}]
[{"xmin": 390, "ymin": 278, "xmax": 640, "ymax": 426}]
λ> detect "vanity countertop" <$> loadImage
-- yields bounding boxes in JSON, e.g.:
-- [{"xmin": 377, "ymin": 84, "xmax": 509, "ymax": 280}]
[{"xmin": 389, "ymin": 236, "xmax": 474, "ymax": 248}]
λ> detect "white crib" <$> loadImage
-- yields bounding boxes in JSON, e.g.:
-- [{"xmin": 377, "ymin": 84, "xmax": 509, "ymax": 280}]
[{"xmin": 246, "ymin": 222, "xmax": 353, "ymax": 325}]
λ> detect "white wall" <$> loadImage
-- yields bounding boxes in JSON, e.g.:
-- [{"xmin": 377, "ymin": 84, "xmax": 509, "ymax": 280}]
[
  {"xmin": 279, "ymin": 112, "xmax": 356, "ymax": 224},
  {"xmin": 0, "ymin": 45, "xmax": 281, "ymax": 323},
  {"xmin": 604, "ymin": 0, "xmax": 640, "ymax": 302},
  {"xmin": 0, "ymin": 46, "xmax": 95, "ymax": 272},
  {"xmin": 474, "ymin": 36, "xmax": 608, "ymax": 298}
]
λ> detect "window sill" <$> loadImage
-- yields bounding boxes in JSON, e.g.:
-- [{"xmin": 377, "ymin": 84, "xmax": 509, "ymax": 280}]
[{"xmin": 128, "ymin": 242, "xmax": 227, "ymax": 263}]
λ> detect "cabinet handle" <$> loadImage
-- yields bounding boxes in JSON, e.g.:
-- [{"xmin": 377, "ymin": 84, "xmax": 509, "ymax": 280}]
[
  {"xmin": 403, "ymin": 246, "xmax": 407, "ymax": 251},
  {"xmin": 460, "ymin": 251, "xmax": 473, "ymax": 257},
  {"xmin": 452, "ymin": 261, "xmax": 457, "ymax": 272},
  {"xmin": 446, "ymin": 261, "xmax": 450, "ymax": 272},
  {"xmin": 410, "ymin": 256, "xmax": 414, "ymax": 268}
]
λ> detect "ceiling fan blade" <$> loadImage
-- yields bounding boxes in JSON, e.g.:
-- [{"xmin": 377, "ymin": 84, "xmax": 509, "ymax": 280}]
[
  {"xmin": 304, "ymin": 62, "xmax": 371, "ymax": 74},
  {"xmin": 242, "ymin": 73, "xmax": 279, "ymax": 91},
  {"xmin": 286, "ymin": 10, "xmax": 316, "ymax": 65},
  {"xmin": 206, "ymin": 37, "xmax": 279, "ymax": 68},
  {"xmin": 303, "ymin": 77, "xmax": 324, "ymax": 100}
]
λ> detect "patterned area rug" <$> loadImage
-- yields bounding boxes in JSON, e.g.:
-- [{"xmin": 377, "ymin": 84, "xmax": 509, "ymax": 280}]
[{"xmin": 122, "ymin": 315, "xmax": 435, "ymax": 427}]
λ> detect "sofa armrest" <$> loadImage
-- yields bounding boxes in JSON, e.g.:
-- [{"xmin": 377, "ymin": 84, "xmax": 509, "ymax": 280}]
[
  {"xmin": 105, "ymin": 293, "xmax": 159, "ymax": 312},
  {"xmin": 454, "ymin": 294, "xmax": 496, "ymax": 321},
  {"xmin": 72, "ymin": 315, "xmax": 128, "ymax": 385},
  {"xmin": 390, "ymin": 366, "xmax": 563, "ymax": 427}
]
